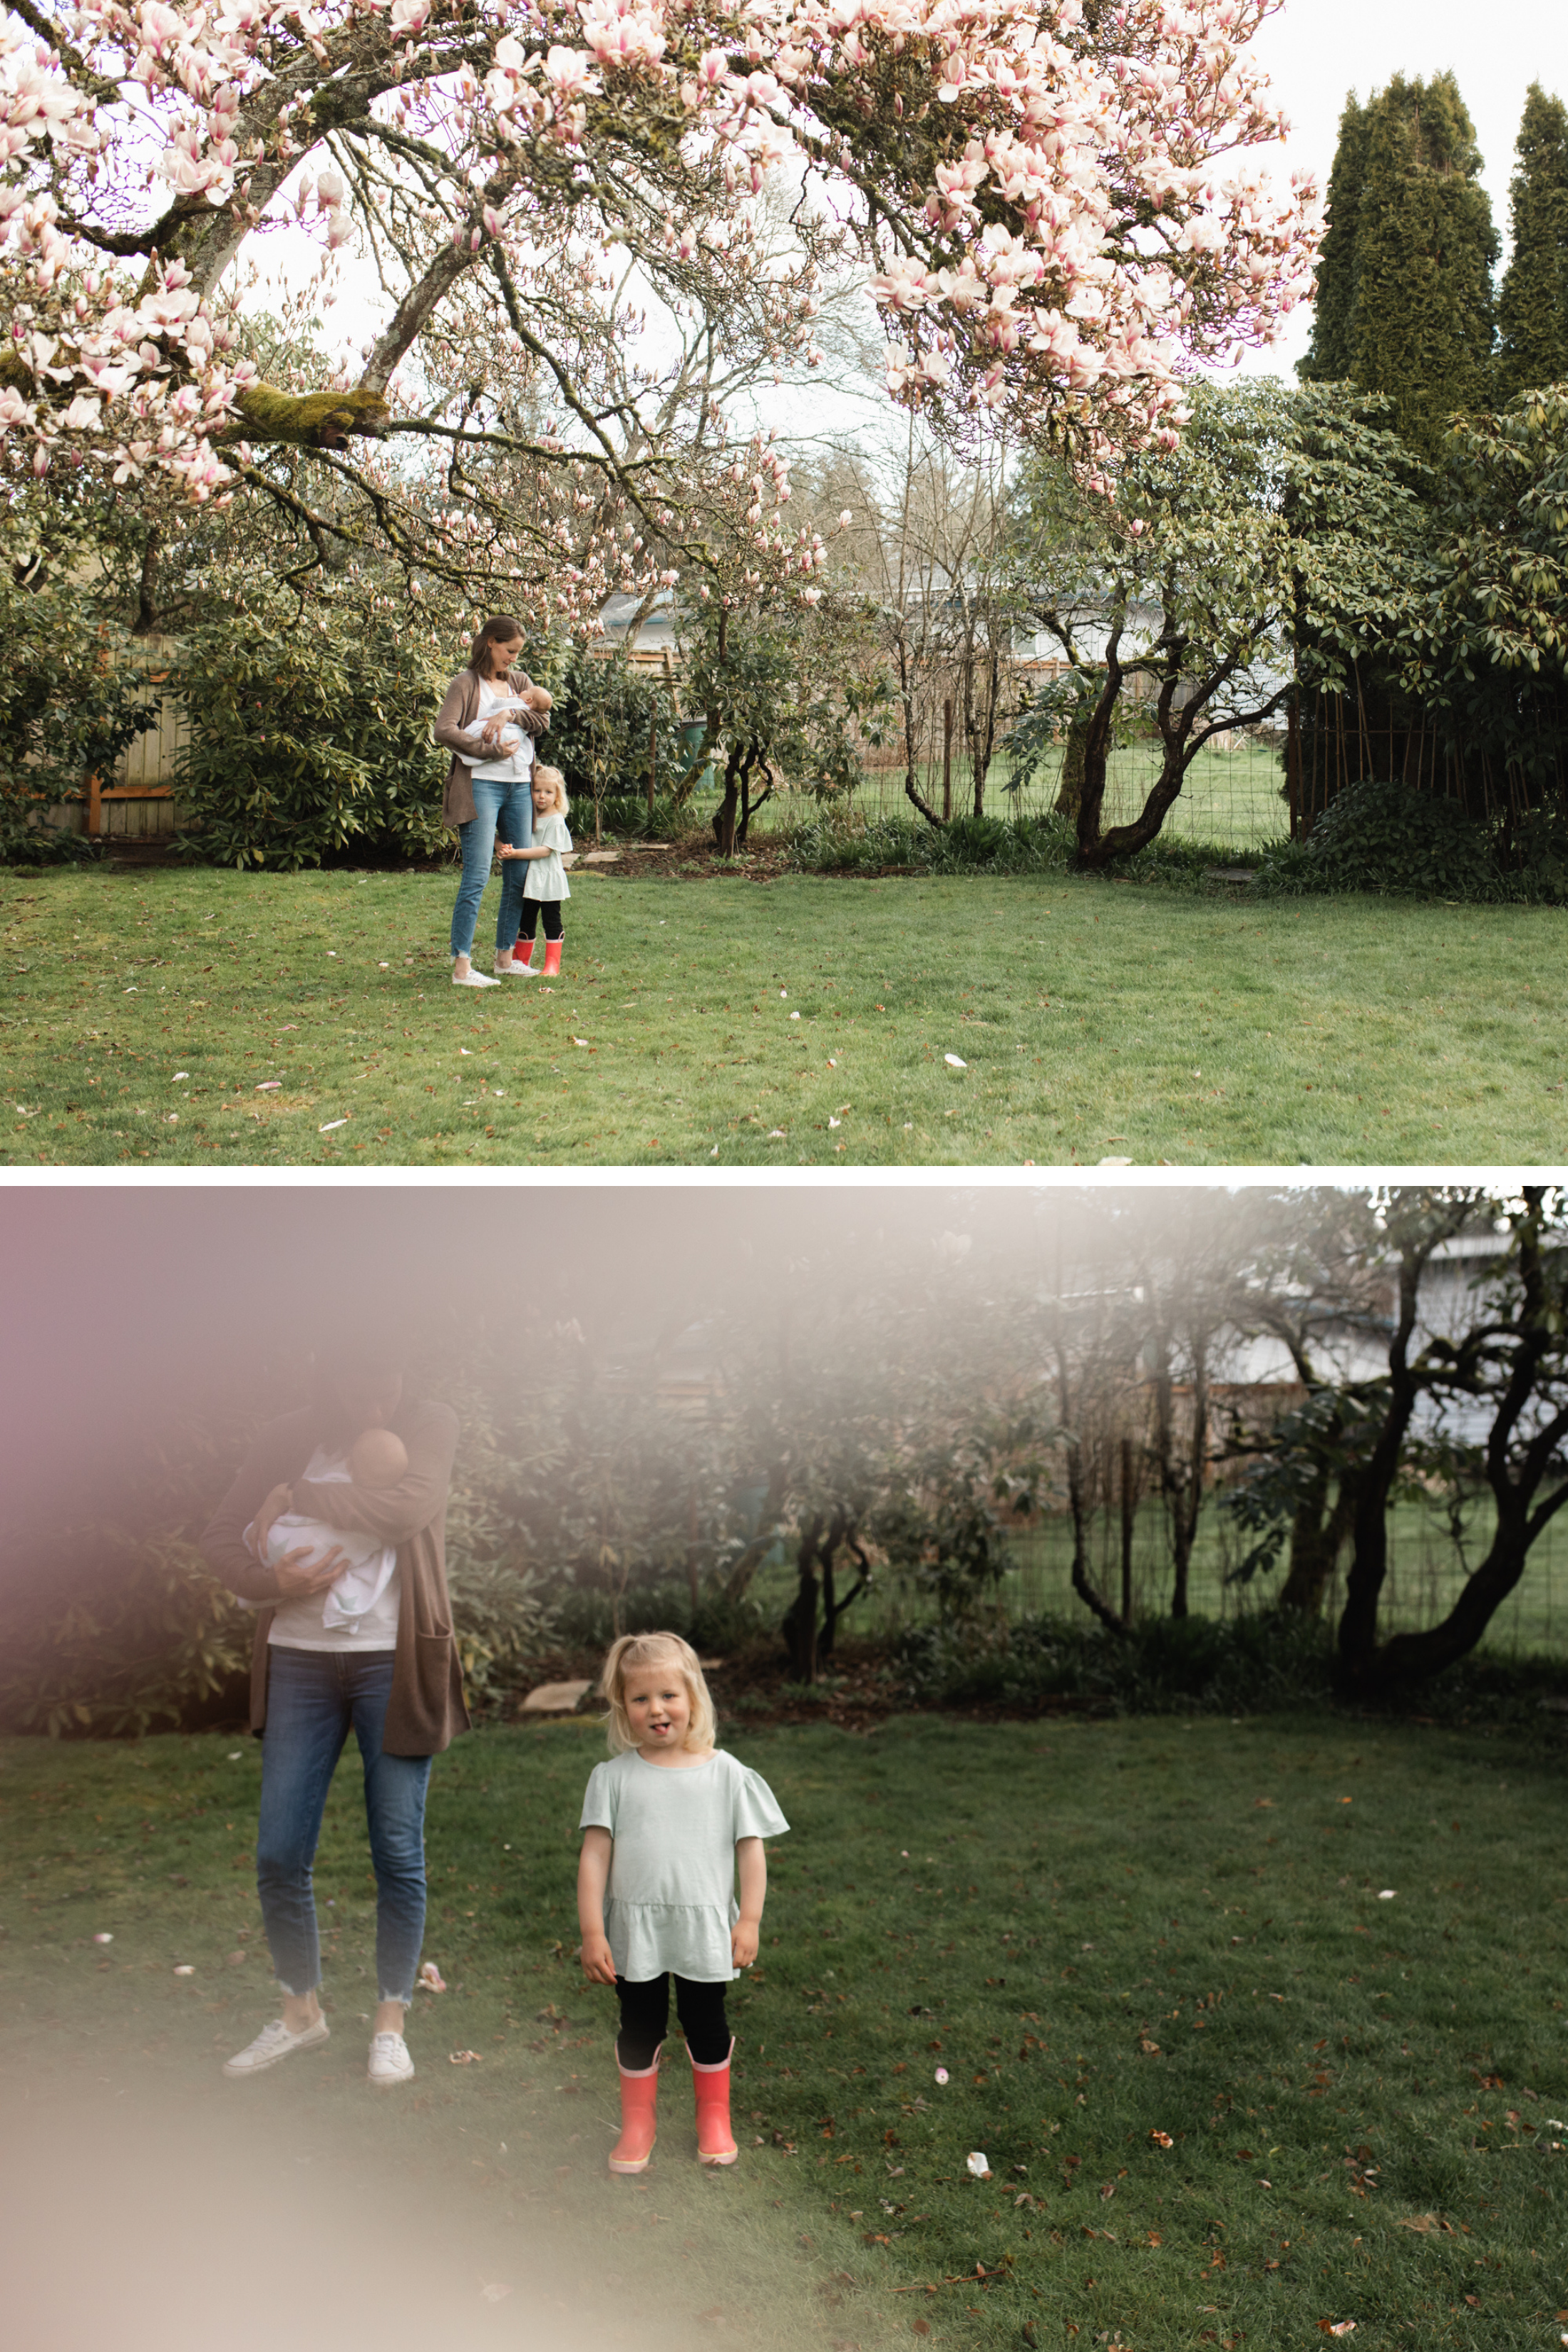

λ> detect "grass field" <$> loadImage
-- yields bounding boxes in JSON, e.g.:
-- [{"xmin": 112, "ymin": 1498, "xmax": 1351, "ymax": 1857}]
[
  {"xmin": 4, "ymin": 864, "xmax": 1567, "ymax": 1167},
  {"xmin": 4, "ymin": 1713, "xmax": 1566, "ymax": 2351}
]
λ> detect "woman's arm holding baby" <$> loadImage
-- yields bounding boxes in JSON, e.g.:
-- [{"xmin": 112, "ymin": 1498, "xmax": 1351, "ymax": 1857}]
[
  {"xmin": 577, "ymin": 1828, "xmax": 617, "ymax": 1984},
  {"xmin": 290, "ymin": 1403, "xmax": 458, "ymax": 1544}
]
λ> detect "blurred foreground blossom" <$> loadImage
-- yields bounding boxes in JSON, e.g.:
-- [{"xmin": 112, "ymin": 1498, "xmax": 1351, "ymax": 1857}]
[
  {"xmin": 93, "ymin": 1932, "xmax": 113, "ymax": 1945},
  {"xmin": 417, "ymin": 1961, "xmax": 446, "ymax": 1992},
  {"xmin": 966, "ymin": 2152, "xmax": 991, "ymax": 2180},
  {"xmin": 173, "ymin": 1964, "xmax": 195, "ymax": 1976},
  {"xmin": 934, "ymin": 2067, "xmax": 949, "ymax": 2084}
]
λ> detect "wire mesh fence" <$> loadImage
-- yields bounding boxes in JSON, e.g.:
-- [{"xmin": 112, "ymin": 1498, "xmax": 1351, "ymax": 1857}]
[
  {"xmin": 736, "ymin": 730, "xmax": 1291, "ymax": 852},
  {"xmin": 743, "ymin": 1495, "xmax": 1568, "ymax": 1659}
]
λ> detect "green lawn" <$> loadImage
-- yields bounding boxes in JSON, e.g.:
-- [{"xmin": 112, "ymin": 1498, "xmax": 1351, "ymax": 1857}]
[
  {"xmin": 4, "ymin": 1713, "xmax": 1565, "ymax": 2351},
  {"xmin": 4, "ymin": 864, "xmax": 1567, "ymax": 1166}
]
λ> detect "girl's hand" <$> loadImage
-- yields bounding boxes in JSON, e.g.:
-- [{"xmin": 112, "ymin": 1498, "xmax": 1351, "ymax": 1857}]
[
  {"xmin": 731, "ymin": 1918, "xmax": 760, "ymax": 1969},
  {"xmin": 579, "ymin": 1930, "xmax": 617, "ymax": 1986}
]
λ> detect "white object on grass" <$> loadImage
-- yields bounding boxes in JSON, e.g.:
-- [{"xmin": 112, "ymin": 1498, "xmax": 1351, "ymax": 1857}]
[
  {"xmin": 966, "ymin": 2151, "xmax": 991, "ymax": 2180},
  {"xmin": 319, "ymin": 1119, "xmax": 348, "ymax": 1133},
  {"xmin": 944, "ymin": 1053, "xmax": 966, "ymax": 1068}
]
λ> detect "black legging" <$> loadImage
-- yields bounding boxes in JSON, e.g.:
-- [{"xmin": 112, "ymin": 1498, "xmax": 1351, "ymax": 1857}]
[
  {"xmin": 616, "ymin": 1973, "xmax": 729, "ymax": 2068},
  {"xmin": 517, "ymin": 901, "xmax": 564, "ymax": 942}
]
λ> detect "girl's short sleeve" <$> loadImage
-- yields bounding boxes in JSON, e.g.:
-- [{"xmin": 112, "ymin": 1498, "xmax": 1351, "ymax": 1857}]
[
  {"xmin": 729, "ymin": 1761, "xmax": 789, "ymax": 1842},
  {"xmin": 579, "ymin": 1760, "xmax": 617, "ymax": 1835}
]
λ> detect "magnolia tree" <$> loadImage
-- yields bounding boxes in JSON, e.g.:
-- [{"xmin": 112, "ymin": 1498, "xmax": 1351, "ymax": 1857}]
[{"xmin": 0, "ymin": 0, "xmax": 1318, "ymax": 615}]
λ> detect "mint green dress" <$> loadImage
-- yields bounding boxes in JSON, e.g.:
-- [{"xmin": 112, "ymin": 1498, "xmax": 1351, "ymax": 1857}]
[{"xmin": 579, "ymin": 1748, "xmax": 789, "ymax": 1983}]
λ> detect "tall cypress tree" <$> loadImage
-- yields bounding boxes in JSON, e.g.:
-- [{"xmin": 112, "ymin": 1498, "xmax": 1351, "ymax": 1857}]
[
  {"xmin": 1298, "ymin": 73, "xmax": 1497, "ymax": 460},
  {"xmin": 1299, "ymin": 95, "xmax": 1368, "ymax": 383},
  {"xmin": 1495, "ymin": 83, "xmax": 1568, "ymax": 405}
]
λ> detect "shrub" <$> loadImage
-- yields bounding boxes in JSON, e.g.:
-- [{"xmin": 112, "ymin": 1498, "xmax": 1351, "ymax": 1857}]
[
  {"xmin": 0, "ymin": 1532, "xmax": 254, "ymax": 1738},
  {"xmin": 446, "ymin": 1557, "xmax": 559, "ymax": 1716},
  {"xmin": 0, "ymin": 577, "xmax": 162, "ymax": 868},
  {"xmin": 895, "ymin": 1609, "xmax": 1339, "ymax": 1714},
  {"xmin": 1254, "ymin": 778, "xmax": 1498, "ymax": 900},
  {"xmin": 169, "ymin": 598, "xmax": 453, "ymax": 870}
]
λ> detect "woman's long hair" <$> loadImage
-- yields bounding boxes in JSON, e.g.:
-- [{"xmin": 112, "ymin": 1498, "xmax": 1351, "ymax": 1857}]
[{"xmin": 467, "ymin": 615, "xmax": 524, "ymax": 676}]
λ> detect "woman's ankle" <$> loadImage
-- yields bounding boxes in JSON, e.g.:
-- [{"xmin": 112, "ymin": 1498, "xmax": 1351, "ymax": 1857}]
[{"xmin": 282, "ymin": 1991, "xmax": 321, "ymax": 2033}]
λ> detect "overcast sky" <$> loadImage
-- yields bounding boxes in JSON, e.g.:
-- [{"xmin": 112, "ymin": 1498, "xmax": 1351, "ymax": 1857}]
[{"xmin": 1224, "ymin": 0, "xmax": 1568, "ymax": 382}]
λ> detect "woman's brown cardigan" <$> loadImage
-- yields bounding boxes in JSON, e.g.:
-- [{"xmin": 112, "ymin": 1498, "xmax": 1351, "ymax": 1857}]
[
  {"xmin": 433, "ymin": 664, "xmax": 547, "ymax": 827},
  {"xmin": 200, "ymin": 1396, "xmax": 468, "ymax": 1757}
]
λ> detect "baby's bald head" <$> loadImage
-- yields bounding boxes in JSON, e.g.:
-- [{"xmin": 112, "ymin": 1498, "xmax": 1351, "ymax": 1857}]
[{"xmin": 347, "ymin": 1426, "xmax": 408, "ymax": 1488}]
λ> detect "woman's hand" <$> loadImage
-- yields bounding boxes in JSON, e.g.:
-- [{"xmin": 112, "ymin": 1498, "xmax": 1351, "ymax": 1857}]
[
  {"xmin": 250, "ymin": 1482, "xmax": 292, "ymax": 1560},
  {"xmin": 579, "ymin": 1929, "xmax": 618, "ymax": 1986},
  {"xmin": 273, "ymin": 1541, "xmax": 350, "ymax": 1598}
]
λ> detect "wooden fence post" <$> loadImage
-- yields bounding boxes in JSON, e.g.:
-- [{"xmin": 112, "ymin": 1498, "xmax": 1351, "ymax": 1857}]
[{"xmin": 648, "ymin": 711, "xmax": 657, "ymax": 821}]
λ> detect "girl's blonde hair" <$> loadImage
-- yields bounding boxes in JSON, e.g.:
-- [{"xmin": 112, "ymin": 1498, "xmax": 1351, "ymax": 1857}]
[
  {"xmin": 599, "ymin": 1631, "xmax": 716, "ymax": 1755},
  {"xmin": 532, "ymin": 763, "xmax": 569, "ymax": 816}
]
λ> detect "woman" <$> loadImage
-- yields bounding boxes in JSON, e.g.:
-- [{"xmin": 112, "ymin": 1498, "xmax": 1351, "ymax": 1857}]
[
  {"xmin": 434, "ymin": 614, "xmax": 550, "ymax": 988},
  {"xmin": 200, "ymin": 1334, "xmax": 465, "ymax": 2088}
]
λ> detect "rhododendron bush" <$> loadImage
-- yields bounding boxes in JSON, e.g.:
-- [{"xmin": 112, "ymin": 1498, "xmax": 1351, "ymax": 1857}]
[{"xmin": 0, "ymin": 0, "xmax": 1319, "ymax": 611}]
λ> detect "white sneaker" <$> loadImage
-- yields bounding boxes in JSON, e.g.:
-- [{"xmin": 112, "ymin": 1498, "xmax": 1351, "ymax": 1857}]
[
  {"xmin": 223, "ymin": 2015, "xmax": 330, "ymax": 2078},
  {"xmin": 497, "ymin": 957, "xmax": 537, "ymax": 976},
  {"xmin": 368, "ymin": 2031, "xmax": 415, "ymax": 2086},
  {"xmin": 453, "ymin": 966, "xmax": 500, "ymax": 989}
]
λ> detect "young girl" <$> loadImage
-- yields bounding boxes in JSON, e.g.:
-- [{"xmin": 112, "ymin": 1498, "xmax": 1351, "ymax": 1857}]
[
  {"xmin": 497, "ymin": 764, "xmax": 572, "ymax": 978},
  {"xmin": 577, "ymin": 1632, "xmax": 788, "ymax": 2174}
]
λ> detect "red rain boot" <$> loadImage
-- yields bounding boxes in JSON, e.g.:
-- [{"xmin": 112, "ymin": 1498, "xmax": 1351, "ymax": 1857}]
[
  {"xmin": 609, "ymin": 2044, "xmax": 661, "ymax": 2175},
  {"xmin": 542, "ymin": 935, "xmax": 563, "ymax": 978},
  {"xmin": 510, "ymin": 934, "xmax": 537, "ymax": 973},
  {"xmin": 690, "ymin": 2040, "xmax": 738, "ymax": 2167}
]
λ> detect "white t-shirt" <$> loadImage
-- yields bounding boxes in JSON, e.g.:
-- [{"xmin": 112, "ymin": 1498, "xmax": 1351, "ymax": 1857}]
[
  {"xmin": 465, "ymin": 681, "xmax": 535, "ymax": 785},
  {"xmin": 255, "ymin": 1449, "xmax": 401, "ymax": 1651}
]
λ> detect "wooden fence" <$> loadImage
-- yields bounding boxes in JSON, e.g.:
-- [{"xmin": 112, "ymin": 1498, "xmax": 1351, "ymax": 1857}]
[{"xmin": 43, "ymin": 663, "xmax": 187, "ymax": 844}]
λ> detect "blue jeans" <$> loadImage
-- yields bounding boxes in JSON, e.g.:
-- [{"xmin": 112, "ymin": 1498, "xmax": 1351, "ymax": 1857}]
[
  {"xmin": 450, "ymin": 773, "xmax": 532, "ymax": 959},
  {"xmin": 255, "ymin": 1646, "xmax": 433, "ymax": 2006}
]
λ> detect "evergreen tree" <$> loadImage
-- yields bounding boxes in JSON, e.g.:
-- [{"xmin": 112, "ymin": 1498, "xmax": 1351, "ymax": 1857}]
[
  {"xmin": 1298, "ymin": 73, "xmax": 1497, "ymax": 460},
  {"xmin": 1299, "ymin": 94, "xmax": 1368, "ymax": 383},
  {"xmin": 1495, "ymin": 83, "xmax": 1568, "ymax": 404}
]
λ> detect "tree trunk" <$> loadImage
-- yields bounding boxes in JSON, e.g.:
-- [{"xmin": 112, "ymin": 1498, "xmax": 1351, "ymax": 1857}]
[
  {"xmin": 1277, "ymin": 1453, "xmax": 1355, "ymax": 1614},
  {"xmin": 782, "ymin": 1518, "xmax": 822, "ymax": 1682},
  {"xmin": 896, "ymin": 631, "xmax": 943, "ymax": 827},
  {"xmin": 1054, "ymin": 717, "xmax": 1089, "ymax": 820},
  {"xmin": 712, "ymin": 743, "xmax": 743, "ymax": 855},
  {"xmin": 820, "ymin": 1523, "xmax": 871, "ymax": 1660},
  {"xmin": 1068, "ymin": 1448, "xmax": 1130, "ymax": 1634},
  {"xmin": 1336, "ymin": 1256, "xmax": 1425, "ymax": 1688},
  {"xmin": 1168, "ymin": 1350, "xmax": 1209, "ymax": 1621}
]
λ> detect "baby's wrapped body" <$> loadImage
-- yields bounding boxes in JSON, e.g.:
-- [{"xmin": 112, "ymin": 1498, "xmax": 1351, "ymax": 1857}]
[
  {"xmin": 459, "ymin": 686, "xmax": 552, "ymax": 769},
  {"xmin": 259, "ymin": 1426, "xmax": 408, "ymax": 1636}
]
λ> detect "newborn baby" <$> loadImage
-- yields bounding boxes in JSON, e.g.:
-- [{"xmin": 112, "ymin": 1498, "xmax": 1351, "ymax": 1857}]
[
  {"xmin": 259, "ymin": 1424, "xmax": 408, "ymax": 1634},
  {"xmin": 459, "ymin": 681, "xmax": 552, "ymax": 768}
]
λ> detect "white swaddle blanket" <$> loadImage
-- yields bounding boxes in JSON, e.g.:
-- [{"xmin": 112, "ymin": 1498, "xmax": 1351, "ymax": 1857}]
[{"xmin": 255, "ymin": 1449, "xmax": 398, "ymax": 1634}]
